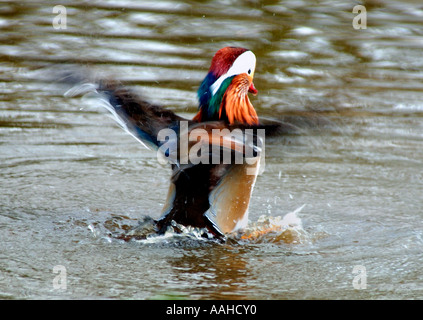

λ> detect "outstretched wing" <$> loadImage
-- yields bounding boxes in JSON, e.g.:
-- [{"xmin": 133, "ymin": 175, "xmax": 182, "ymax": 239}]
[
  {"xmin": 60, "ymin": 68, "xmax": 184, "ymax": 153},
  {"xmin": 95, "ymin": 80, "xmax": 185, "ymax": 151}
]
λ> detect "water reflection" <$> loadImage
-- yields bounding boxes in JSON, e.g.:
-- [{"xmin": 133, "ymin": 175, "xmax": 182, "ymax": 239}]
[{"xmin": 166, "ymin": 245, "xmax": 254, "ymax": 299}]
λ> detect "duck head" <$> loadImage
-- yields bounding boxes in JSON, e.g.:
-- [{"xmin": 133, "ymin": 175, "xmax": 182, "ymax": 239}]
[{"xmin": 194, "ymin": 47, "xmax": 259, "ymax": 125}]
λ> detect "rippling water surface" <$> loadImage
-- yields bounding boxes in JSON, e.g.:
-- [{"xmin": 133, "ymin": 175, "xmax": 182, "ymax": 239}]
[{"xmin": 1, "ymin": 0, "xmax": 423, "ymax": 299}]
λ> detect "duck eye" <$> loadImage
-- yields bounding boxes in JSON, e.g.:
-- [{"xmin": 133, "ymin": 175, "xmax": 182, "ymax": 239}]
[{"xmin": 247, "ymin": 69, "xmax": 251, "ymax": 75}]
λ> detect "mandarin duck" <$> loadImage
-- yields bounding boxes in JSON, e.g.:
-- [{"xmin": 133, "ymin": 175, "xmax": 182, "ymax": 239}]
[{"xmin": 68, "ymin": 47, "xmax": 268, "ymax": 240}]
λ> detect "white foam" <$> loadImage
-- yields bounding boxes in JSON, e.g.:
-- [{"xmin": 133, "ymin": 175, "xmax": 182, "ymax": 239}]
[{"xmin": 238, "ymin": 204, "xmax": 309, "ymax": 244}]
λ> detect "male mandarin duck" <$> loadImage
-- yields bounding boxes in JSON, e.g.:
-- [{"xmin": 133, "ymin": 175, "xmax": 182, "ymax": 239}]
[{"xmin": 69, "ymin": 47, "xmax": 268, "ymax": 240}]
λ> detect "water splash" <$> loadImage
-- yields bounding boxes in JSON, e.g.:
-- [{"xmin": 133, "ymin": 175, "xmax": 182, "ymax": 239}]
[
  {"xmin": 234, "ymin": 204, "xmax": 310, "ymax": 244},
  {"xmin": 94, "ymin": 205, "xmax": 312, "ymax": 246},
  {"xmin": 105, "ymin": 216, "xmax": 220, "ymax": 245}
]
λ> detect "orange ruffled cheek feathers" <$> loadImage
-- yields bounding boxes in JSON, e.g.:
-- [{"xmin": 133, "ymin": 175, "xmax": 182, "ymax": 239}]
[{"xmin": 219, "ymin": 73, "xmax": 259, "ymax": 126}]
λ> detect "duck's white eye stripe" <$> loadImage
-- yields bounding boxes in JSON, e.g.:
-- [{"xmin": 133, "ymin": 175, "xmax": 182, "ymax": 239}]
[{"xmin": 210, "ymin": 51, "xmax": 256, "ymax": 96}]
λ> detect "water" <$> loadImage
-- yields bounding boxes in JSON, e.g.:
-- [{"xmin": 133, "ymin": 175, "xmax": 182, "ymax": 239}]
[{"xmin": 1, "ymin": 0, "xmax": 423, "ymax": 299}]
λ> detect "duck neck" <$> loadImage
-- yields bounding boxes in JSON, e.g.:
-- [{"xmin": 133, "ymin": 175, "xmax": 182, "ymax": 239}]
[
  {"xmin": 194, "ymin": 74, "xmax": 259, "ymax": 126},
  {"xmin": 219, "ymin": 74, "xmax": 259, "ymax": 125},
  {"xmin": 194, "ymin": 75, "xmax": 234, "ymax": 122}
]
